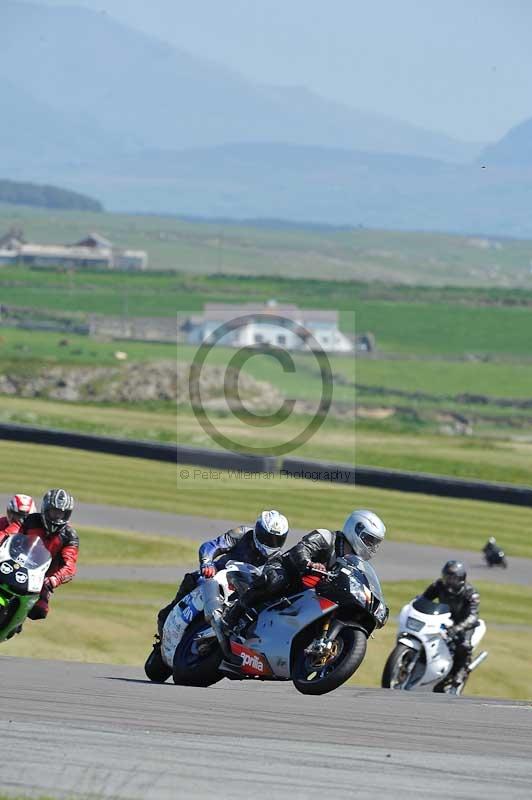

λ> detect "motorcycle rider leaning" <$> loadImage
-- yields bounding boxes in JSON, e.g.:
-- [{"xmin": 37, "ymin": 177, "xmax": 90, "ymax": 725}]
[
  {"xmin": 0, "ymin": 494, "xmax": 37, "ymax": 539},
  {"xmin": 222, "ymin": 509, "xmax": 387, "ymax": 634},
  {"xmin": 21, "ymin": 488, "xmax": 79, "ymax": 620},
  {"xmin": 421, "ymin": 560, "xmax": 480, "ymax": 689},
  {"xmin": 156, "ymin": 510, "xmax": 290, "ymax": 636}
]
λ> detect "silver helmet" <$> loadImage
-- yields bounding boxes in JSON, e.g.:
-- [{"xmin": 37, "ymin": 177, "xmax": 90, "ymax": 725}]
[
  {"xmin": 253, "ymin": 510, "xmax": 289, "ymax": 557},
  {"xmin": 342, "ymin": 509, "xmax": 386, "ymax": 560}
]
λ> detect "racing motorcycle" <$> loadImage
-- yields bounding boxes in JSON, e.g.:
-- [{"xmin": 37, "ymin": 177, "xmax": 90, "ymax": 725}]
[
  {"xmin": 0, "ymin": 533, "xmax": 52, "ymax": 642},
  {"xmin": 381, "ymin": 595, "xmax": 488, "ymax": 696},
  {"xmin": 145, "ymin": 554, "xmax": 388, "ymax": 695},
  {"xmin": 483, "ymin": 545, "xmax": 507, "ymax": 569}
]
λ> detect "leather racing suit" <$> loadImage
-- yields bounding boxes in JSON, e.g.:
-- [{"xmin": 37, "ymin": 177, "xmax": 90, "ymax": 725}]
[
  {"xmin": 223, "ymin": 528, "xmax": 345, "ymax": 627},
  {"xmin": 422, "ymin": 578, "xmax": 480, "ymax": 684},
  {"xmin": 157, "ymin": 525, "xmax": 279, "ymax": 634},
  {"xmin": 0, "ymin": 516, "xmax": 23, "ymax": 538},
  {"xmin": 21, "ymin": 512, "xmax": 79, "ymax": 619}
]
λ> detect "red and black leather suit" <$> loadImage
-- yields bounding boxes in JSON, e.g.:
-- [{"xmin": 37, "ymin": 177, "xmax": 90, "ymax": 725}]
[
  {"xmin": 0, "ymin": 516, "xmax": 23, "ymax": 536},
  {"xmin": 21, "ymin": 512, "xmax": 79, "ymax": 619}
]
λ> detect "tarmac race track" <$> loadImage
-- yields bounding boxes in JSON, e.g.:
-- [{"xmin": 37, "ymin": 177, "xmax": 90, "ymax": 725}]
[
  {"xmin": 1, "ymin": 657, "xmax": 531, "ymax": 800},
  {"xmin": 62, "ymin": 504, "xmax": 532, "ymax": 587}
]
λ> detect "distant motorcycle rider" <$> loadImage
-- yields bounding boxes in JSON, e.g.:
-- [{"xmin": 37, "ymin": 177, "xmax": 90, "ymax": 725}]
[
  {"xmin": 0, "ymin": 494, "xmax": 36, "ymax": 538},
  {"xmin": 421, "ymin": 560, "xmax": 480, "ymax": 689},
  {"xmin": 156, "ymin": 510, "xmax": 290, "ymax": 635},
  {"xmin": 222, "ymin": 509, "xmax": 387, "ymax": 633},
  {"xmin": 21, "ymin": 489, "xmax": 79, "ymax": 620},
  {"xmin": 483, "ymin": 537, "xmax": 501, "ymax": 562}
]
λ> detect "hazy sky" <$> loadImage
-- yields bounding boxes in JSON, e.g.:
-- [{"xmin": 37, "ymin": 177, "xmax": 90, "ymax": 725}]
[{"xmin": 35, "ymin": 0, "xmax": 532, "ymax": 142}]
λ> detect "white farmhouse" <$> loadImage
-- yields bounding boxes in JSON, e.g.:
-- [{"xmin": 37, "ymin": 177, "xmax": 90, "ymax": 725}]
[{"xmin": 184, "ymin": 301, "xmax": 353, "ymax": 353}]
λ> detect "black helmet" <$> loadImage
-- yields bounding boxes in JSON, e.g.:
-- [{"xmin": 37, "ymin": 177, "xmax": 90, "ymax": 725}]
[
  {"xmin": 41, "ymin": 488, "xmax": 74, "ymax": 536},
  {"xmin": 441, "ymin": 560, "xmax": 466, "ymax": 595}
]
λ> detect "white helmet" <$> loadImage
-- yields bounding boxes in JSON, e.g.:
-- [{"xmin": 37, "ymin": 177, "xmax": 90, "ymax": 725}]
[
  {"xmin": 342, "ymin": 509, "xmax": 386, "ymax": 561},
  {"xmin": 253, "ymin": 510, "xmax": 289, "ymax": 557}
]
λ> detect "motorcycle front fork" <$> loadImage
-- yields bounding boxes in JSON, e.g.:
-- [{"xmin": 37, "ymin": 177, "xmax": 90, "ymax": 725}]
[{"xmin": 305, "ymin": 617, "xmax": 343, "ymax": 659}]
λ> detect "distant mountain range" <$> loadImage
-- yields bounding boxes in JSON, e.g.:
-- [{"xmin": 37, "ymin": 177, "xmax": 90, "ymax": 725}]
[
  {"xmin": 1, "ymin": 1, "xmax": 481, "ymax": 162},
  {"xmin": 1, "ymin": 1, "xmax": 531, "ymax": 236},
  {"xmin": 27, "ymin": 143, "xmax": 527, "ymax": 237},
  {"xmin": 480, "ymin": 117, "xmax": 532, "ymax": 166}
]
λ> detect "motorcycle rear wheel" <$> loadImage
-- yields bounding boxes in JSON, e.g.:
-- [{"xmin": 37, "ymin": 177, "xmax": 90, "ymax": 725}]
[
  {"xmin": 292, "ymin": 626, "xmax": 367, "ymax": 696},
  {"xmin": 381, "ymin": 643, "xmax": 418, "ymax": 689},
  {"xmin": 172, "ymin": 616, "xmax": 223, "ymax": 687},
  {"xmin": 144, "ymin": 643, "xmax": 172, "ymax": 683}
]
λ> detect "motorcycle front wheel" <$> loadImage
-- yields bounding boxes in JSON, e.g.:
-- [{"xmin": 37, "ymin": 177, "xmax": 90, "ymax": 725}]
[
  {"xmin": 172, "ymin": 615, "xmax": 223, "ymax": 687},
  {"xmin": 292, "ymin": 626, "xmax": 367, "ymax": 696},
  {"xmin": 381, "ymin": 643, "xmax": 418, "ymax": 689}
]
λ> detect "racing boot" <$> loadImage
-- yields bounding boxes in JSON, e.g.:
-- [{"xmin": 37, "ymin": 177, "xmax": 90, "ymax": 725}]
[
  {"xmin": 220, "ymin": 600, "xmax": 244, "ymax": 635},
  {"xmin": 5, "ymin": 624, "xmax": 23, "ymax": 640}
]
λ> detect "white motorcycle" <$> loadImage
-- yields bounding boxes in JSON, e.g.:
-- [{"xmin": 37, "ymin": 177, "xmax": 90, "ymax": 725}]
[
  {"xmin": 381, "ymin": 595, "xmax": 488, "ymax": 695},
  {"xmin": 145, "ymin": 555, "xmax": 388, "ymax": 696}
]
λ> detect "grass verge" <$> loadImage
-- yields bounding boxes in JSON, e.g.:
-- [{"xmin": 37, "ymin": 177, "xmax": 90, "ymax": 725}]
[
  {"xmin": 4, "ymin": 395, "xmax": 532, "ymax": 483},
  {"xmin": 78, "ymin": 526, "xmax": 197, "ymax": 565},
  {"xmin": 1, "ymin": 441, "xmax": 532, "ymax": 557}
]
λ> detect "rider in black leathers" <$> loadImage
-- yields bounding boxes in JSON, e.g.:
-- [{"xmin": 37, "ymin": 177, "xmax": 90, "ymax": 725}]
[
  {"xmin": 483, "ymin": 536, "xmax": 502, "ymax": 565},
  {"xmin": 422, "ymin": 560, "xmax": 480, "ymax": 688},
  {"xmin": 222, "ymin": 510, "xmax": 387, "ymax": 632}
]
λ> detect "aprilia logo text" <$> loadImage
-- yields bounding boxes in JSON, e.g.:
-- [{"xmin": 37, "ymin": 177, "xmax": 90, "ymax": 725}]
[{"xmin": 241, "ymin": 651, "xmax": 264, "ymax": 672}]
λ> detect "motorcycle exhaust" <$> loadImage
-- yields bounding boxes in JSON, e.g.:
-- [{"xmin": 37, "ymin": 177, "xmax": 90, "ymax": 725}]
[{"xmin": 468, "ymin": 650, "xmax": 488, "ymax": 673}]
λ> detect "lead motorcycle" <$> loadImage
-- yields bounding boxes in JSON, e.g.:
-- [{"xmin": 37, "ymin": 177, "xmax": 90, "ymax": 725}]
[
  {"xmin": 381, "ymin": 595, "xmax": 488, "ymax": 695},
  {"xmin": 0, "ymin": 533, "xmax": 52, "ymax": 642},
  {"xmin": 145, "ymin": 554, "xmax": 388, "ymax": 695},
  {"xmin": 483, "ymin": 545, "xmax": 507, "ymax": 569}
]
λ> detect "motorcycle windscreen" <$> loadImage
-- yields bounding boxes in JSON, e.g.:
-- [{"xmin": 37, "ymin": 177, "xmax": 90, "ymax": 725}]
[
  {"xmin": 412, "ymin": 597, "xmax": 450, "ymax": 615},
  {"xmin": 6, "ymin": 534, "xmax": 51, "ymax": 569},
  {"xmin": 337, "ymin": 554, "xmax": 385, "ymax": 603}
]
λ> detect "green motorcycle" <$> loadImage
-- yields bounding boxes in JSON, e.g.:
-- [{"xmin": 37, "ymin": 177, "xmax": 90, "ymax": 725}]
[{"xmin": 0, "ymin": 533, "xmax": 51, "ymax": 642}]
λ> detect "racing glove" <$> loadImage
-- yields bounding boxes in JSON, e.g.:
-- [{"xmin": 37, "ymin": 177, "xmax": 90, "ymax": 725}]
[
  {"xmin": 307, "ymin": 562, "xmax": 327, "ymax": 573},
  {"xmin": 201, "ymin": 564, "xmax": 217, "ymax": 578},
  {"xmin": 43, "ymin": 576, "xmax": 59, "ymax": 591},
  {"xmin": 446, "ymin": 626, "xmax": 462, "ymax": 643}
]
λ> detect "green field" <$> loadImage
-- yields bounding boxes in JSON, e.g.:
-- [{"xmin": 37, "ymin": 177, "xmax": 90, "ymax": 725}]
[
  {"xmin": 3, "ymin": 203, "xmax": 532, "ymax": 286},
  {"xmin": 3, "ymin": 578, "xmax": 530, "ymax": 700},
  {"xmin": 3, "ymin": 383, "xmax": 532, "ymax": 485},
  {"xmin": 3, "ymin": 263, "xmax": 532, "ymax": 355},
  {"xmin": 1, "ymin": 440, "xmax": 532, "ymax": 557},
  {"xmin": 3, "ymin": 325, "xmax": 532, "ymax": 401}
]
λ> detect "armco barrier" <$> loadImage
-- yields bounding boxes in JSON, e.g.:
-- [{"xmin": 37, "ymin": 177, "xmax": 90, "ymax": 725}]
[
  {"xmin": 2, "ymin": 423, "xmax": 531, "ymax": 507},
  {"xmin": 281, "ymin": 458, "xmax": 532, "ymax": 507},
  {"xmin": 0, "ymin": 423, "xmax": 276, "ymax": 474}
]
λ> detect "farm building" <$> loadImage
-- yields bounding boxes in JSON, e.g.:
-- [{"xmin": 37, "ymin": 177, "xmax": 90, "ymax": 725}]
[{"xmin": 0, "ymin": 228, "xmax": 148, "ymax": 270}]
